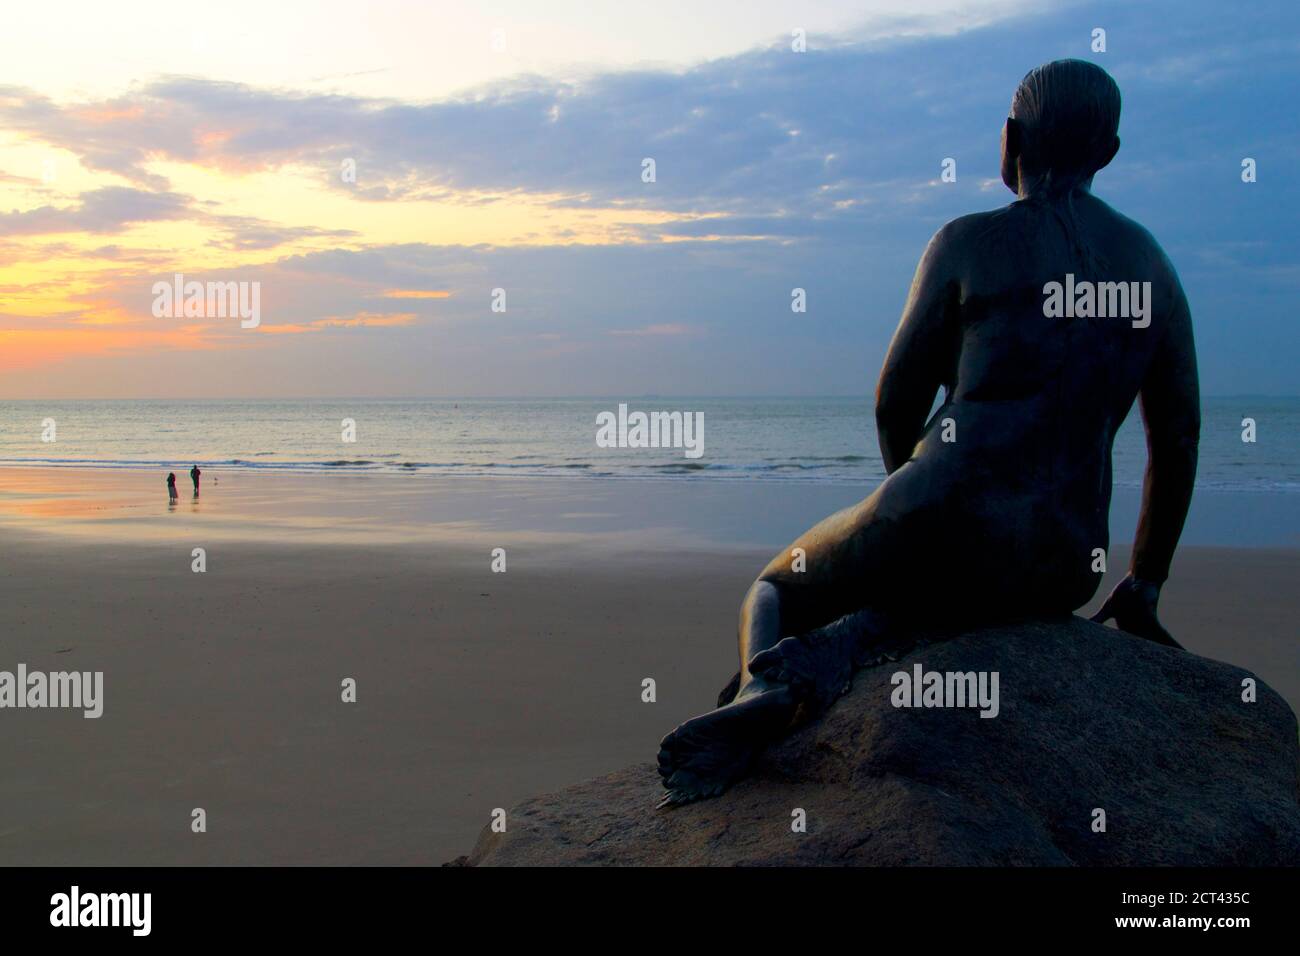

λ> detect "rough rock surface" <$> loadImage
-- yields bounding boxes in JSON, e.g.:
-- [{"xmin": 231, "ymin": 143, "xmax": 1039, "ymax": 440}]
[{"xmin": 461, "ymin": 616, "xmax": 1300, "ymax": 866}]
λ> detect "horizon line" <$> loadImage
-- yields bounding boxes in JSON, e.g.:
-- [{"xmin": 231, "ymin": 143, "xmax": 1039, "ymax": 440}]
[{"xmin": 0, "ymin": 393, "xmax": 1296, "ymax": 402}]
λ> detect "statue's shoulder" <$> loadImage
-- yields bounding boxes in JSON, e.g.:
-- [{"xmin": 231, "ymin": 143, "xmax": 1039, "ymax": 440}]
[
  {"xmin": 933, "ymin": 209, "xmax": 1000, "ymax": 244},
  {"xmin": 918, "ymin": 210, "xmax": 1005, "ymax": 277},
  {"xmin": 925, "ymin": 209, "xmax": 1012, "ymax": 261},
  {"xmin": 1086, "ymin": 196, "xmax": 1181, "ymax": 284}
]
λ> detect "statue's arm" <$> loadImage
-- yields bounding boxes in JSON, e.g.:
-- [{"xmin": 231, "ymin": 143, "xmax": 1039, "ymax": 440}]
[
  {"xmin": 1131, "ymin": 276, "xmax": 1200, "ymax": 584},
  {"xmin": 876, "ymin": 228, "xmax": 959, "ymax": 474}
]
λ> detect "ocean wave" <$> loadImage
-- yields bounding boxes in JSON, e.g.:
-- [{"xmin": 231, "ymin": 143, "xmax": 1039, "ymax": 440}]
[
  {"xmin": 0, "ymin": 455, "xmax": 1294, "ymax": 491},
  {"xmin": 630, "ymin": 461, "xmax": 724, "ymax": 471},
  {"xmin": 765, "ymin": 454, "xmax": 869, "ymax": 463}
]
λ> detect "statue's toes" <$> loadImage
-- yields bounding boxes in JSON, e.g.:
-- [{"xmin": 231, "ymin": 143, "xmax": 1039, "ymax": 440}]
[
  {"xmin": 657, "ymin": 769, "xmax": 709, "ymax": 808},
  {"xmin": 655, "ymin": 789, "xmax": 685, "ymax": 810}
]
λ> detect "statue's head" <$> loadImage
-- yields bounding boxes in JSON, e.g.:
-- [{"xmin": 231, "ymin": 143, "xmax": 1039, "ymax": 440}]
[{"xmin": 1001, "ymin": 59, "xmax": 1121, "ymax": 196}]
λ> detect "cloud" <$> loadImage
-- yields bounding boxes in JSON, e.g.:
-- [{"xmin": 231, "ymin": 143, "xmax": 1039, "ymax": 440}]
[
  {"xmin": 0, "ymin": 186, "xmax": 190, "ymax": 235},
  {"xmin": 0, "ymin": 39, "xmax": 1011, "ymax": 221},
  {"xmin": 257, "ymin": 311, "xmax": 420, "ymax": 334},
  {"xmin": 205, "ymin": 214, "xmax": 359, "ymax": 251},
  {"xmin": 0, "ymin": 0, "xmax": 1296, "ymax": 396},
  {"xmin": 0, "ymin": 1, "xmax": 1289, "ymax": 237},
  {"xmin": 0, "ymin": 170, "xmax": 41, "ymax": 185},
  {"xmin": 380, "ymin": 289, "xmax": 453, "ymax": 299},
  {"xmin": 608, "ymin": 323, "xmax": 696, "ymax": 337},
  {"xmin": 1, "ymin": 0, "xmax": 1285, "ymax": 253}
]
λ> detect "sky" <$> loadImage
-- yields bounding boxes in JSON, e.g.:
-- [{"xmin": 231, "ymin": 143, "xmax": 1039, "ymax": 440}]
[{"xmin": 0, "ymin": 0, "xmax": 1296, "ymax": 398}]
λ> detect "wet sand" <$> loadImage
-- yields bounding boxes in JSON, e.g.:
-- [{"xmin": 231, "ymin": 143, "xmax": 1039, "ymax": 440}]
[{"xmin": 0, "ymin": 466, "xmax": 1295, "ymax": 864}]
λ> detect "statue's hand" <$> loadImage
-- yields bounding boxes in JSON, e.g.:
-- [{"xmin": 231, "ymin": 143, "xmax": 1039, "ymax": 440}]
[{"xmin": 1090, "ymin": 574, "xmax": 1182, "ymax": 648}]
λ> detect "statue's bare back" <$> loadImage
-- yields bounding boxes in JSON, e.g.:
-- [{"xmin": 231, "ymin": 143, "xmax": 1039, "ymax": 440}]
[{"xmin": 657, "ymin": 59, "xmax": 1200, "ymax": 808}]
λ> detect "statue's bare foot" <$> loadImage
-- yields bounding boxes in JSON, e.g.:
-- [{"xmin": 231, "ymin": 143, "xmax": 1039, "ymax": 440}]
[
  {"xmin": 748, "ymin": 632, "xmax": 855, "ymax": 716},
  {"xmin": 656, "ymin": 686, "xmax": 797, "ymax": 808}
]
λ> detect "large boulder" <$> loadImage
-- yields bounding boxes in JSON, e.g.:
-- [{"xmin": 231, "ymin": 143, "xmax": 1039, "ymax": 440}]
[{"xmin": 461, "ymin": 616, "xmax": 1300, "ymax": 866}]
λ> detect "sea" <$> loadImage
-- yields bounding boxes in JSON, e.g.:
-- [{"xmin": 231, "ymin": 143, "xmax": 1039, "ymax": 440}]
[{"xmin": 0, "ymin": 397, "xmax": 1294, "ymax": 493}]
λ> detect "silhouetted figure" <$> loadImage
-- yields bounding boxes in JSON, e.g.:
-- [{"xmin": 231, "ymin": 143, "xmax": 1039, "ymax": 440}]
[
  {"xmin": 658, "ymin": 60, "xmax": 1200, "ymax": 807},
  {"xmin": 190, "ymin": 464, "xmax": 201, "ymax": 495},
  {"xmin": 167, "ymin": 472, "xmax": 178, "ymax": 502}
]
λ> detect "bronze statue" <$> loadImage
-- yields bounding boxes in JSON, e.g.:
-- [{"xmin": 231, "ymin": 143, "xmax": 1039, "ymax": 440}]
[{"xmin": 658, "ymin": 59, "xmax": 1200, "ymax": 807}]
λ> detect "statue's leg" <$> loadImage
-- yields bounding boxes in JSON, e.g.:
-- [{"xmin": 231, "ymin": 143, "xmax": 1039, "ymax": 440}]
[
  {"xmin": 736, "ymin": 580, "xmax": 783, "ymax": 694},
  {"xmin": 658, "ymin": 493, "xmax": 906, "ymax": 807},
  {"xmin": 729, "ymin": 577, "xmax": 863, "ymax": 709}
]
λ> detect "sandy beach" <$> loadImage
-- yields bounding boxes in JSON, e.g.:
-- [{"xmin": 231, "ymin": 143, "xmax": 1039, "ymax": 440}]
[{"xmin": 0, "ymin": 466, "xmax": 1296, "ymax": 865}]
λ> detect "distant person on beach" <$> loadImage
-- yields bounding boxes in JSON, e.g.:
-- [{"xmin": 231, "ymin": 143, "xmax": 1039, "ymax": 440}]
[
  {"xmin": 658, "ymin": 59, "xmax": 1200, "ymax": 807},
  {"xmin": 190, "ymin": 464, "xmax": 201, "ymax": 494},
  {"xmin": 166, "ymin": 472, "xmax": 178, "ymax": 502}
]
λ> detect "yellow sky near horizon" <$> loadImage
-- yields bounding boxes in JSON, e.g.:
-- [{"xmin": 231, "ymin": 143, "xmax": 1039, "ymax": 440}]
[
  {"xmin": 0, "ymin": 0, "xmax": 1040, "ymax": 383},
  {"xmin": 0, "ymin": 130, "xmax": 718, "ymax": 330}
]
